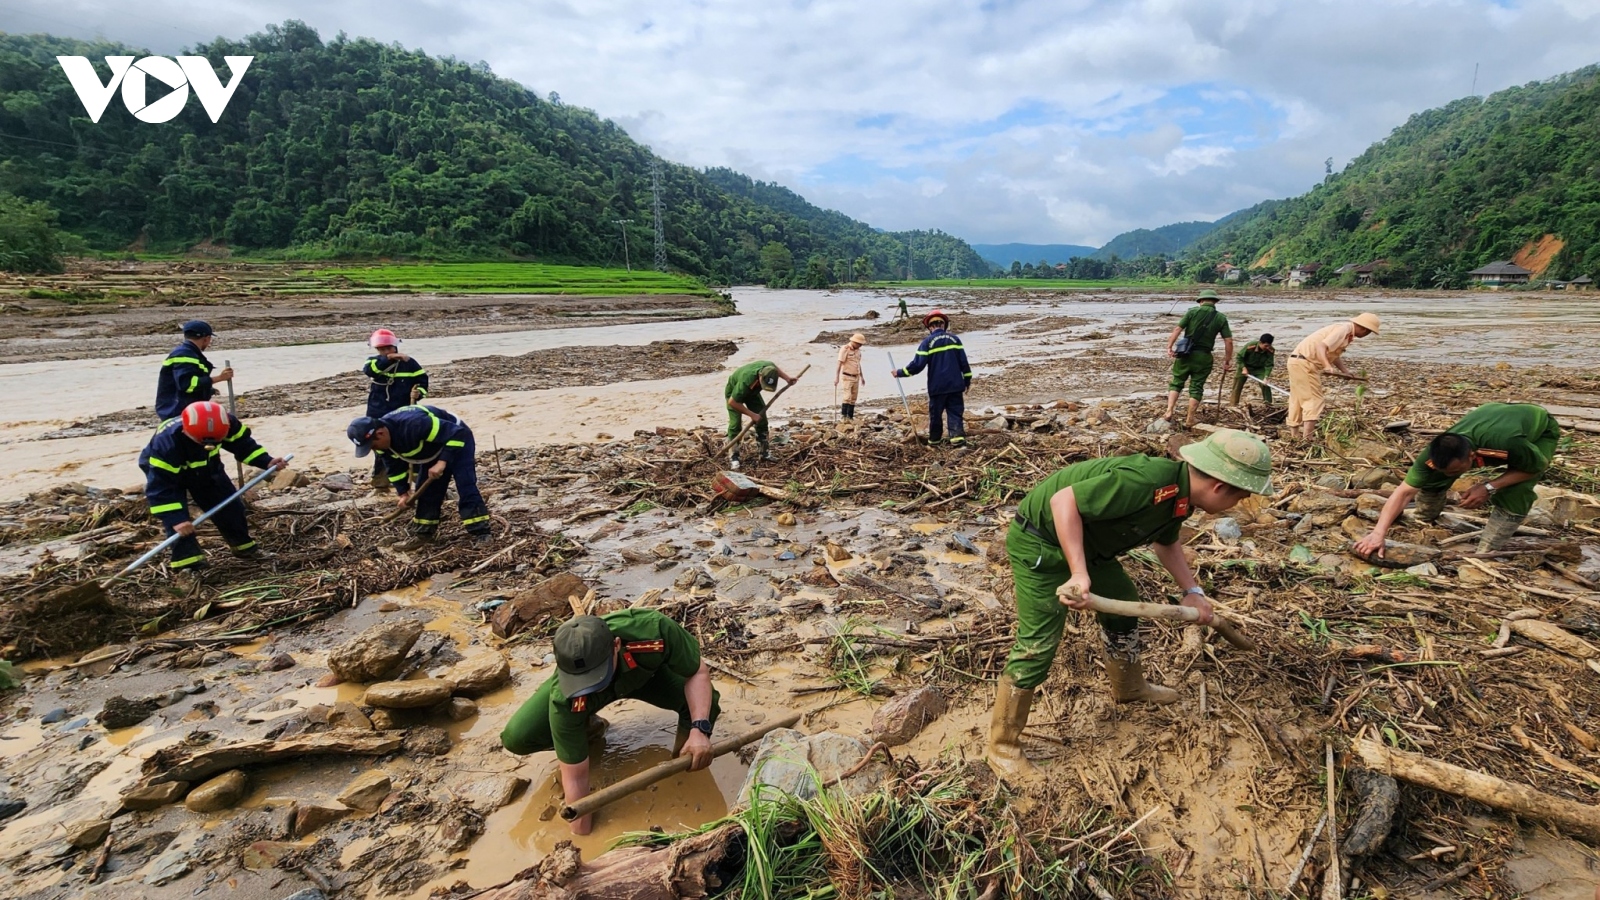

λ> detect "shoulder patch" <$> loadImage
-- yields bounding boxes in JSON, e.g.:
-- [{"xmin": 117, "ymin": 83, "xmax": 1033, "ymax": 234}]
[
  {"xmin": 570, "ymin": 696, "xmax": 587, "ymax": 713},
  {"xmin": 1474, "ymin": 449, "xmax": 1509, "ymax": 462},
  {"xmin": 623, "ymin": 639, "xmax": 666, "ymax": 653},
  {"xmin": 1174, "ymin": 498, "xmax": 1190, "ymax": 517},
  {"xmin": 1153, "ymin": 484, "xmax": 1179, "ymax": 504}
]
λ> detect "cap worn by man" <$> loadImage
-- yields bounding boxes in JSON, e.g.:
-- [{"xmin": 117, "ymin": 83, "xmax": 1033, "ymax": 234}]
[
  {"xmin": 554, "ymin": 615, "xmax": 618, "ymax": 699},
  {"xmin": 182, "ymin": 320, "xmax": 214, "ymax": 338},
  {"xmin": 984, "ymin": 428, "xmax": 1270, "ymax": 784}
]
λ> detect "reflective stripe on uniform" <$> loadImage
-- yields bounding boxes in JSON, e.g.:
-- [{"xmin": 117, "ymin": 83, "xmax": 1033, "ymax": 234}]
[
  {"xmin": 388, "ymin": 471, "xmax": 409, "ymax": 483},
  {"xmin": 170, "ymin": 554, "xmax": 206, "ymax": 569},
  {"xmin": 148, "ymin": 457, "xmax": 181, "ymax": 474},
  {"xmin": 461, "ymin": 514, "xmax": 490, "ymax": 525},
  {"xmin": 149, "ymin": 502, "xmax": 185, "ymax": 514},
  {"xmin": 413, "ymin": 517, "xmax": 441, "ymax": 525},
  {"xmin": 241, "ymin": 448, "xmax": 268, "ymax": 466},
  {"xmin": 231, "ymin": 541, "xmax": 256, "ymax": 551},
  {"xmin": 228, "ymin": 422, "xmax": 248, "ymax": 441},
  {"xmin": 163, "ymin": 356, "xmax": 208, "ymax": 369},
  {"xmin": 187, "ymin": 376, "xmax": 200, "ymax": 392},
  {"xmin": 445, "ymin": 440, "xmax": 465, "ymax": 448}
]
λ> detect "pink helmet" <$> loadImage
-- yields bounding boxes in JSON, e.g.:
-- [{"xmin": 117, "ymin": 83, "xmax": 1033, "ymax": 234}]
[{"xmin": 369, "ymin": 329, "xmax": 399, "ymax": 349}]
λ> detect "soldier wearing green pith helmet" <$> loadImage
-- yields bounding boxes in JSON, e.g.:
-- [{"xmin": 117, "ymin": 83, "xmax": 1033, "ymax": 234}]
[
  {"xmin": 1163, "ymin": 290, "xmax": 1233, "ymax": 429},
  {"xmin": 986, "ymin": 429, "xmax": 1273, "ymax": 783}
]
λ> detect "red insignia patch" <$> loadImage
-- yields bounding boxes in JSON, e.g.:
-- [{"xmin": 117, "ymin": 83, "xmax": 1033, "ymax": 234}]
[
  {"xmin": 1474, "ymin": 449, "xmax": 1509, "ymax": 463},
  {"xmin": 1174, "ymin": 498, "xmax": 1190, "ymax": 517},
  {"xmin": 624, "ymin": 640, "xmax": 666, "ymax": 653},
  {"xmin": 622, "ymin": 651, "xmax": 638, "ymax": 670},
  {"xmin": 1154, "ymin": 485, "xmax": 1179, "ymax": 504},
  {"xmin": 571, "ymin": 696, "xmax": 587, "ymax": 713}
]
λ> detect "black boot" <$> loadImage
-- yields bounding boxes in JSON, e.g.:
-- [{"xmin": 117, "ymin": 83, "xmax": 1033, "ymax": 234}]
[
  {"xmin": 841, "ymin": 403, "xmax": 851, "ymax": 420},
  {"xmin": 846, "ymin": 403, "xmax": 856, "ymax": 419}
]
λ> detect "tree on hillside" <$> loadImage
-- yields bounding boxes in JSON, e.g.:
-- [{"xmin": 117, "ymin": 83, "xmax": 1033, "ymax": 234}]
[
  {"xmin": 759, "ymin": 242, "xmax": 794, "ymax": 285},
  {"xmin": 0, "ymin": 194, "xmax": 66, "ymax": 274}
]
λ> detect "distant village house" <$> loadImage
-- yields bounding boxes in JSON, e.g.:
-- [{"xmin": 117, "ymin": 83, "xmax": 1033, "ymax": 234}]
[
  {"xmin": 1331, "ymin": 260, "xmax": 1388, "ymax": 286},
  {"xmin": 1468, "ymin": 261, "xmax": 1533, "ymax": 287},
  {"xmin": 1287, "ymin": 262, "xmax": 1323, "ymax": 288}
]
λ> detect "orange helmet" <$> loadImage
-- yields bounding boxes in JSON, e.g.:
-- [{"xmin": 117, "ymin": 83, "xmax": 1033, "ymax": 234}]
[
  {"xmin": 180, "ymin": 401, "xmax": 230, "ymax": 444},
  {"xmin": 370, "ymin": 328, "xmax": 399, "ymax": 349},
  {"xmin": 922, "ymin": 310, "xmax": 949, "ymax": 328}
]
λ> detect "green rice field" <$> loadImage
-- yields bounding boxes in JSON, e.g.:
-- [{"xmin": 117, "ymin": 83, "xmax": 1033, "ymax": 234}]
[{"xmin": 314, "ymin": 262, "xmax": 715, "ymax": 295}]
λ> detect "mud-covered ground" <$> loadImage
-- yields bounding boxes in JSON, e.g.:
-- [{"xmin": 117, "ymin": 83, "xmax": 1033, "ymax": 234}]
[{"xmin": 37, "ymin": 340, "xmax": 739, "ymax": 440}]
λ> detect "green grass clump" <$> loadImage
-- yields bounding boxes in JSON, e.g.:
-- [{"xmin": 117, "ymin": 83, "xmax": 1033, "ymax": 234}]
[{"xmin": 314, "ymin": 262, "xmax": 714, "ymax": 296}]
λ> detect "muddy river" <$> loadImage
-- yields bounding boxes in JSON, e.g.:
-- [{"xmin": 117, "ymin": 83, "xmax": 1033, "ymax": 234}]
[{"xmin": 1, "ymin": 287, "xmax": 1596, "ymax": 502}]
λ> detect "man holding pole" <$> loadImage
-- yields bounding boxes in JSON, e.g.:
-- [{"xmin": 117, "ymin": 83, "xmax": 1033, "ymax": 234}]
[
  {"xmin": 362, "ymin": 329, "xmax": 430, "ymax": 490},
  {"xmin": 986, "ymin": 430, "xmax": 1273, "ymax": 782},
  {"xmin": 1286, "ymin": 313, "xmax": 1380, "ymax": 443},
  {"xmin": 835, "ymin": 333, "xmax": 867, "ymax": 420},
  {"xmin": 140, "ymin": 400, "xmax": 288, "ymax": 580},
  {"xmin": 892, "ymin": 310, "xmax": 971, "ymax": 446},
  {"xmin": 501, "ymin": 611, "xmax": 720, "ymax": 835},
  {"xmin": 347, "ymin": 404, "xmax": 492, "ymax": 548},
  {"xmin": 724, "ymin": 360, "xmax": 799, "ymax": 466},
  {"xmin": 156, "ymin": 320, "xmax": 233, "ymax": 422},
  {"xmin": 1230, "ymin": 334, "xmax": 1276, "ymax": 407},
  {"xmin": 1162, "ymin": 290, "xmax": 1233, "ymax": 429}
]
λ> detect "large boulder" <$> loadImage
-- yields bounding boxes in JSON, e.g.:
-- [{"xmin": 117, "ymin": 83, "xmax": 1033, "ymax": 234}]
[
  {"xmin": 121, "ymin": 781, "xmax": 189, "ymax": 811},
  {"xmin": 736, "ymin": 729, "xmax": 890, "ymax": 808},
  {"xmin": 337, "ymin": 771, "xmax": 392, "ymax": 812},
  {"xmin": 326, "ymin": 620, "xmax": 424, "ymax": 684},
  {"xmin": 490, "ymin": 574, "xmax": 588, "ymax": 639},
  {"xmin": 185, "ymin": 769, "xmax": 249, "ymax": 813},
  {"xmin": 363, "ymin": 679, "xmax": 453, "ymax": 709},
  {"xmin": 869, "ymin": 686, "xmax": 947, "ymax": 747},
  {"xmin": 442, "ymin": 652, "xmax": 511, "ymax": 697}
]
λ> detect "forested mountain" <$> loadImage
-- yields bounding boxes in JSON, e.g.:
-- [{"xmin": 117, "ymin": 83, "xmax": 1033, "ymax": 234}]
[
  {"xmin": 0, "ymin": 24, "xmax": 992, "ymax": 283},
  {"xmin": 1092, "ymin": 220, "xmax": 1219, "ymax": 260},
  {"xmin": 1185, "ymin": 64, "xmax": 1600, "ymax": 286},
  {"xmin": 969, "ymin": 242, "xmax": 1096, "ymax": 269}
]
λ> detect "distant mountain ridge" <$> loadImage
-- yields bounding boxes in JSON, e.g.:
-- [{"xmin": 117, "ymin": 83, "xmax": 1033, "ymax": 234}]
[{"xmin": 971, "ymin": 242, "xmax": 1096, "ymax": 269}]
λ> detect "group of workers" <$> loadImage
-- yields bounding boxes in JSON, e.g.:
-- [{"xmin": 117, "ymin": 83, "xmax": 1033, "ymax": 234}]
[
  {"xmin": 142, "ymin": 320, "xmax": 492, "ymax": 581},
  {"xmin": 139, "ymin": 294, "xmax": 1564, "ymax": 822}
]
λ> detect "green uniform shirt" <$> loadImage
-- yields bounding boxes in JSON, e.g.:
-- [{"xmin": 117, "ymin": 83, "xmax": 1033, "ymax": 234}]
[
  {"xmin": 725, "ymin": 360, "xmax": 771, "ymax": 407},
  {"xmin": 1236, "ymin": 341, "xmax": 1275, "ymax": 375},
  {"xmin": 1014, "ymin": 454, "xmax": 1194, "ymax": 564},
  {"xmin": 546, "ymin": 608, "xmax": 703, "ymax": 764},
  {"xmin": 1177, "ymin": 304, "xmax": 1232, "ymax": 354},
  {"xmin": 1405, "ymin": 403, "xmax": 1559, "ymax": 492}
]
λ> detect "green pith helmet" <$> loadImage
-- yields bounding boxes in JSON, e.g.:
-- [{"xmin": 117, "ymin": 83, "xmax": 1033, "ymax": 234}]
[
  {"xmin": 1179, "ymin": 428, "xmax": 1273, "ymax": 494},
  {"xmin": 1197, "ymin": 289, "xmax": 1221, "ymax": 302}
]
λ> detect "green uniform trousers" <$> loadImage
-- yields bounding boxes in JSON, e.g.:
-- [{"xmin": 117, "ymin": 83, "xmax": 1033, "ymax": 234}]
[
  {"xmin": 1003, "ymin": 521, "xmax": 1141, "ymax": 690},
  {"xmin": 1167, "ymin": 351, "xmax": 1214, "ymax": 400},
  {"xmin": 1486, "ymin": 432, "xmax": 1557, "ymax": 517},
  {"xmin": 500, "ymin": 671, "xmax": 722, "ymax": 758},
  {"xmin": 1230, "ymin": 366, "xmax": 1272, "ymax": 405},
  {"xmin": 726, "ymin": 394, "xmax": 768, "ymax": 443}
]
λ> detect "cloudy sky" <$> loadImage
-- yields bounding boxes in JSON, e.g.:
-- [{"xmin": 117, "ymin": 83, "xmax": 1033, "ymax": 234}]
[{"xmin": 5, "ymin": 0, "xmax": 1600, "ymax": 247}]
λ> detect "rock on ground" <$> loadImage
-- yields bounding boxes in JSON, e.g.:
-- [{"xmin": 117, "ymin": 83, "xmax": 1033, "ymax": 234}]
[
  {"xmin": 363, "ymin": 678, "xmax": 453, "ymax": 709},
  {"xmin": 737, "ymin": 729, "xmax": 890, "ymax": 807},
  {"xmin": 97, "ymin": 695, "xmax": 158, "ymax": 729},
  {"xmin": 66, "ymin": 818, "xmax": 111, "ymax": 848},
  {"xmin": 442, "ymin": 652, "xmax": 511, "ymax": 697},
  {"xmin": 869, "ymin": 686, "xmax": 948, "ymax": 747},
  {"xmin": 326, "ymin": 620, "xmax": 424, "ymax": 683},
  {"xmin": 491, "ymin": 573, "xmax": 589, "ymax": 638},
  {"xmin": 185, "ymin": 769, "xmax": 249, "ymax": 813},
  {"xmin": 450, "ymin": 774, "xmax": 530, "ymax": 815},
  {"xmin": 337, "ymin": 771, "xmax": 392, "ymax": 812},
  {"xmin": 292, "ymin": 804, "xmax": 348, "ymax": 838},
  {"xmin": 121, "ymin": 781, "xmax": 189, "ymax": 811}
]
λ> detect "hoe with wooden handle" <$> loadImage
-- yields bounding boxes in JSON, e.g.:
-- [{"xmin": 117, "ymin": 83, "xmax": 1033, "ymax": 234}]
[{"xmin": 1057, "ymin": 585, "xmax": 1257, "ymax": 651}]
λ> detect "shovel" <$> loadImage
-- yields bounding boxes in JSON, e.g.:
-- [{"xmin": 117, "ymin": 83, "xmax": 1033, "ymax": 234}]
[
  {"xmin": 1058, "ymin": 585, "xmax": 1257, "ymax": 651},
  {"xmin": 887, "ymin": 351, "xmax": 919, "ymax": 441},
  {"xmin": 36, "ymin": 455, "xmax": 293, "ymax": 608},
  {"xmin": 1242, "ymin": 371, "xmax": 1288, "ymax": 393},
  {"xmin": 224, "ymin": 358, "xmax": 244, "ymax": 488},
  {"xmin": 377, "ymin": 469, "xmax": 441, "ymax": 524}
]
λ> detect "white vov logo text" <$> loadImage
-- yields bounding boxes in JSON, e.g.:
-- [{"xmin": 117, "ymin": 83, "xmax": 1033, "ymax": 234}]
[{"xmin": 56, "ymin": 56, "xmax": 253, "ymax": 124}]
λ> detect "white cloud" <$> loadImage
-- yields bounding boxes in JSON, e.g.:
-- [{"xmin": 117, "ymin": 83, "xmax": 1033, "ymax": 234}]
[{"xmin": 3, "ymin": 0, "xmax": 1598, "ymax": 245}]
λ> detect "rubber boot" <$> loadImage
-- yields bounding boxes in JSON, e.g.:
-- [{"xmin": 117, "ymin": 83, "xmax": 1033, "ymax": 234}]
[
  {"xmin": 231, "ymin": 545, "xmax": 275, "ymax": 562},
  {"xmin": 846, "ymin": 403, "xmax": 855, "ymax": 420},
  {"xmin": 759, "ymin": 440, "xmax": 774, "ymax": 462},
  {"xmin": 1478, "ymin": 506, "xmax": 1526, "ymax": 552},
  {"xmin": 1100, "ymin": 627, "xmax": 1178, "ymax": 704},
  {"xmin": 841, "ymin": 403, "xmax": 851, "ymax": 420},
  {"xmin": 1409, "ymin": 489, "xmax": 1448, "ymax": 524},
  {"xmin": 984, "ymin": 675, "xmax": 1041, "ymax": 784},
  {"xmin": 393, "ymin": 528, "xmax": 436, "ymax": 551}
]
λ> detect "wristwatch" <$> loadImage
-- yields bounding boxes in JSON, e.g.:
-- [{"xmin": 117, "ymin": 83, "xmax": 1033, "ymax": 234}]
[
  {"xmin": 1184, "ymin": 587, "xmax": 1206, "ymax": 597},
  {"xmin": 691, "ymin": 719, "xmax": 713, "ymax": 738},
  {"xmin": 1484, "ymin": 482, "xmax": 1499, "ymax": 495}
]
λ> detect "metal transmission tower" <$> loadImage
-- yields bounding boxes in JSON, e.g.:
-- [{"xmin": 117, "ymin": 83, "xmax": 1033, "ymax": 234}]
[{"xmin": 650, "ymin": 159, "xmax": 668, "ymax": 272}]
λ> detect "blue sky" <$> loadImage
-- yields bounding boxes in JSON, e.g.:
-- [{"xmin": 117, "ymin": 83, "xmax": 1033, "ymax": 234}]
[{"xmin": 4, "ymin": 0, "xmax": 1600, "ymax": 245}]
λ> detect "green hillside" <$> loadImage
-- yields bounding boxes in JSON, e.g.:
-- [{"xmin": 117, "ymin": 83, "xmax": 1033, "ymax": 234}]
[
  {"xmin": 1093, "ymin": 220, "xmax": 1217, "ymax": 260},
  {"xmin": 0, "ymin": 23, "xmax": 991, "ymax": 284},
  {"xmin": 1187, "ymin": 65, "xmax": 1600, "ymax": 286}
]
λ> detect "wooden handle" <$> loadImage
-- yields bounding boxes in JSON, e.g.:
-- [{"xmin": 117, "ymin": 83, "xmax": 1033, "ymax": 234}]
[
  {"xmin": 379, "ymin": 471, "xmax": 441, "ymax": 523},
  {"xmin": 561, "ymin": 711, "xmax": 802, "ymax": 821},
  {"xmin": 1071, "ymin": 591, "xmax": 1258, "ymax": 652}
]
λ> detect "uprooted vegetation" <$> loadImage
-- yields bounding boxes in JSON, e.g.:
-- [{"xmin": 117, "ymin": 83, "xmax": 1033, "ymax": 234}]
[{"xmin": 3, "ymin": 355, "xmax": 1600, "ymax": 897}]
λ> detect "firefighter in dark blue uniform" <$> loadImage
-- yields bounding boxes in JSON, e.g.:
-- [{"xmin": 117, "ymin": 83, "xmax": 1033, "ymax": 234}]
[
  {"xmin": 347, "ymin": 405, "xmax": 492, "ymax": 548},
  {"xmin": 891, "ymin": 310, "xmax": 973, "ymax": 446},
  {"xmin": 155, "ymin": 320, "xmax": 233, "ymax": 422},
  {"xmin": 140, "ymin": 401, "xmax": 287, "ymax": 576},
  {"xmin": 362, "ymin": 329, "xmax": 430, "ymax": 490}
]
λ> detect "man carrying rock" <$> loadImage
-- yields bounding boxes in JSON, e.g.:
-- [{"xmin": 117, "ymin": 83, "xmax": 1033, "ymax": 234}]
[
  {"xmin": 1230, "ymin": 333, "xmax": 1276, "ymax": 407},
  {"xmin": 892, "ymin": 310, "xmax": 972, "ymax": 447},
  {"xmin": 156, "ymin": 320, "xmax": 233, "ymax": 422},
  {"xmin": 140, "ymin": 400, "xmax": 288, "ymax": 579},
  {"xmin": 986, "ymin": 429, "xmax": 1273, "ymax": 782},
  {"xmin": 835, "ymin": 332, "xmax": 867, "ymax": 420},
  {"xmin": 347, "ymin": 404, "xmax": 492, "ymax": 547},
  {"xmin": 1286, "ymin": 313, "xmax": 1380, "ymax": 442},
  {"xmin": 362, "ymin": 329, "xmax": 430, "ymax": 491},
  {"xmin": 1353, "ymin": 403, "xmax": 1560, "ymax": 555},
  {"xmin": 725, "ymin": 360, "xmax": 799, "ymax": 467},
  {"xmin": 501, "ymin": 611, "xmax": 720, "ymax": 835},
  {"xmin": 1162, "ymin": 290, "xmax": 1233, "ymax": 429}
]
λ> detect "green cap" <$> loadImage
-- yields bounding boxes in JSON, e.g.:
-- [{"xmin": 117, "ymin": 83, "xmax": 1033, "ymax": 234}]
[
  {"xmin": 554, "ymin": 616, "xmax": 616, "ymax": 698},
  {"xmin": 758, "ymin": 365, "xmax": 779, "ymax": 390},
  {"xmin": 1179, "ymin": 428, "xmax": 1273, "ymax": 494},
  {"xmin": 1197, "ymin": 289, "xmax": 1221, "ymax": 302}
]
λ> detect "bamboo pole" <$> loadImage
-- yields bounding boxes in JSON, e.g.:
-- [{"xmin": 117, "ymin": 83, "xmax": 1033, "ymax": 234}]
[
  {"xmin": 1354, "ymin": 738, "xmax": 1600, "ymax": 842},
  {"xmin": 561, "ymin": 712, "xmax": 802, "ymax": 821},
  {"xmin": 713, "ymin": 365, "xmax": 811, "ymax": 459},
  {"xmin": 224, "ymin": 359, "xmax": 244, "ymax": 487},
  {"xmin": 1060, "ymin": 590, "xmax": 1257, "ymax": 652}
]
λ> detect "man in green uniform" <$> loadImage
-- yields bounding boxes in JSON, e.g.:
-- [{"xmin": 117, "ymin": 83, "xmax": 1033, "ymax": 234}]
[
  {"xmin": 501, "ymin": 610, "xmax": 721, "ymax": 835},
  {"xmin": 1163, "ymin": 290, "xmax": 1234, "ymax": 429},
  {"xmin": 1353, "ymin": 403, "xmax": 1560, "ymax": 555},
  {"xmin": 987, "ymin": 429, "xmax": 1274, "ymax": 782},
  {"xmin": 897, "ymin": 297, "xmax": 909, "ymax": 319},
  {"xmin": 725, "ymin": 360, "xmax": 798, "ymax": 467},
  {"xmin": 1230, "ymin": 333, "xmax": 1276, "ymax": 406}
]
